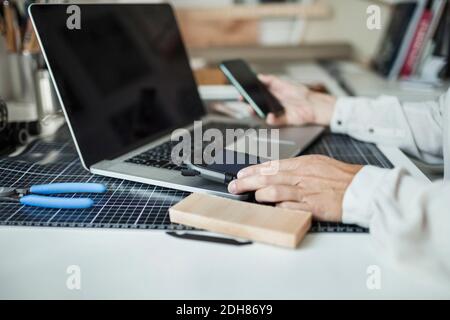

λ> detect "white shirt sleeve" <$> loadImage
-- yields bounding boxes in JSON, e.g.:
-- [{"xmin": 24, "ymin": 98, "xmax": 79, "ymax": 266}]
[
  {"xmin": 343, "ymin": 166, "xmax": 450, "ymax": 283},
  {"xmin": 331, "ymin": 90, "xmax": 450, "ymax": 282},
  {"xmin": 330, "ymin": 95, "xmax": 445, "ymax": 164}
]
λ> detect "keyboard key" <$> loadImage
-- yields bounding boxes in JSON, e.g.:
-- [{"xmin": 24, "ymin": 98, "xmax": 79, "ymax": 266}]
[{"xmin": 125, "ymin": 122, "xmax": 254, "ymax": 171}]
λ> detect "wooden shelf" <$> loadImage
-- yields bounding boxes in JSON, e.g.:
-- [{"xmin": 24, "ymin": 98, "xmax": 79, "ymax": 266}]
[
  {"xmin": 365, "ymin": 0, "xmax": 404, "ymax": 6},
  {"xmin": 188, "ymin": 43, "xmax": 354, "ymax": 64},
  {"xmin": 175, "ymin": 2, "xmax": 332, "ymax": 20},
  {"xmin": 175, "ymin": 2, "xmax": 332, "ymax": 48}
]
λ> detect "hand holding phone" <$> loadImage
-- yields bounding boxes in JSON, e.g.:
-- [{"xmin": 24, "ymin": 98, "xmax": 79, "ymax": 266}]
[{"xmin": 220, "ymin": 59, "xmax": 285, "ymax": 119}]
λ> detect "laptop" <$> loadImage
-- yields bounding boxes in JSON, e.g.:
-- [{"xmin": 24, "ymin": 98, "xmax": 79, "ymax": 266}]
[{"xmin": 30, "ymin": 3, "xmax": 324, "ymax": 199}]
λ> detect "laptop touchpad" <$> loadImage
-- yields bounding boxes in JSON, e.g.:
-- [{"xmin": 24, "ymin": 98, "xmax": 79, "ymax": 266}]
[{"xmin": 225, "ymin": 132, "xmax": 295, "ymax": 160}]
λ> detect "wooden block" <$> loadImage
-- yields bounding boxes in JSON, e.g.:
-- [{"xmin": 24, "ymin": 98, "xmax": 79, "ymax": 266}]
[{"xmin": 169, "ymin": 193, "xmax": 312, "ymax": 249}]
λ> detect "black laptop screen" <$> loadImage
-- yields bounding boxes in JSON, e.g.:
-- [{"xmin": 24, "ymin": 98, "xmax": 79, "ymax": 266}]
[{"xmin": 30, "ymin": 4, "xmax": 205, "ymax": 168}]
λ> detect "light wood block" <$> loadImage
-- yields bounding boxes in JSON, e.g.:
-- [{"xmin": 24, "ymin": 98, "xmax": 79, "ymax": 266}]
[{"xmin": 169, "ymin": 193, "xmax": 312, "ymax": 249}]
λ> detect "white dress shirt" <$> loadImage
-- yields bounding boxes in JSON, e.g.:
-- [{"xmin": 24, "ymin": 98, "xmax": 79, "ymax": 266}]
[{"xmin": 330, "ymin": 89, "xmax": 450, "ymax": 284}]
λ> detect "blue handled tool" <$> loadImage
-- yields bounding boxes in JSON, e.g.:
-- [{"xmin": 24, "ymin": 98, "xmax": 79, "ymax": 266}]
[{"xmin": 0, "ymin": 183, "xmax": 107, "ymax": 209}]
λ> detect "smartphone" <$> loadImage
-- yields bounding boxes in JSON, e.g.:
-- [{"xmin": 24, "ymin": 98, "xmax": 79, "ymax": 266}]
[
  {"xmin": 220, "ymin": 59, "xmax": 285, "ymax": 118},
  {"xmin": 183, "ymin": 149, "xmax": 268, "ymax": 185}
]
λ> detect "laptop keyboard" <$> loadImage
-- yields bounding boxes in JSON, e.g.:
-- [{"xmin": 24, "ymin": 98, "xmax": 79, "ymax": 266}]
[
  {"xmin": 125, "ymin": 140, "xmax": 183, "ymax": 170},
  {"xmin": 125, "ymin": 122, "xmax": 253, "ymax": 170}
]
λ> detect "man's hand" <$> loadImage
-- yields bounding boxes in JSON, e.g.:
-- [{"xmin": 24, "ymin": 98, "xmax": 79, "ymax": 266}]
[
  {"xmin": 228, "ymin": 155, "xmax": 363, "ymax": 222},
  {"xmin": 257, "ymin": 74, "xmax": 337, "ymax": 127}
]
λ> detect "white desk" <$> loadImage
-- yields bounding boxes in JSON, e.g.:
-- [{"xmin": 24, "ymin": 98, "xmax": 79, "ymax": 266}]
[
  {"xmin": 1, "ymin": 226, "xmax": 449, "ymax": 299},
  {"xmin": 1, "ymin": 63, "xmax": 448, "ymax": 299},
  {"xmin": 1, "ymin": 145, "xmax": 441, "ymax": 299}
]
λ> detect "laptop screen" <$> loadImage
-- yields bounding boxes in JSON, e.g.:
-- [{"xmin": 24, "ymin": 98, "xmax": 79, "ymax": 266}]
[{"xmin": 30, "ymin": 4, "xmax": 205, "ymax": 168}]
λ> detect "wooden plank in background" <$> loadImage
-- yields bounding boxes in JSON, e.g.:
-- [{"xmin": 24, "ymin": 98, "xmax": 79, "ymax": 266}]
[
  {"xmin": 175, "ymin": 2, "xmax": 331, "ymax": 20},
  {"xmin": 176, "ymin": 12, "xmax": 259, "ymax": 48},
  {"xmin": 174, "ymin": 2, "xmax": 331, "ymax": 49},
  {"xmin": 188, "ymin": 43, "xmax": 354, "ymax": 63}
]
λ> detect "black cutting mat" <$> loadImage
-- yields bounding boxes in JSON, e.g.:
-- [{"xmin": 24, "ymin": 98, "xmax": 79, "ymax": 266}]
[
  {"xmin": 0, "ymin": 138, "xmax": 190, "ymax": 230},
  {"xmin": 0, "ymin": 130, "xmax": 392, "ymax": 232}
]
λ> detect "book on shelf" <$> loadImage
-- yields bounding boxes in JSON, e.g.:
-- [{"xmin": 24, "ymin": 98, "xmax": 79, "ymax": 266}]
[
  {"xmin": 414, "ymin": 0, "xmax": 447, "ymax": 75},
  {"xmin": 400, "ymin": 2, "xmax": 433, "ymax": 77},
  {"xmin": 373, "ymin": 0, "xmax": 450, "ymax": 82},
  {"xmin": 372, "ymin": 1, "xmax": 421, "ymax": 78},
  {"xmin": 436, "ymin": 1, "xmax": 450, "ymax": 78}
]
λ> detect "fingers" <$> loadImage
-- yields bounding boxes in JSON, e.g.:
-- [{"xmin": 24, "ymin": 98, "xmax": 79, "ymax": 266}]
[
  {"xmin": 228, "ymin": 173, "xmax": 300, "ymax": 194},
  {"xmin": 237, "ymin": 156, "xmax": 326, "ymax": 178},
  {"xmin": 235, "ymin": 95, "xmax": 257, "ymax": 116},
  {"xmin": 266, "ymin": 113, "xmax": 288, "ymax": 126},
  {"xmin": 245, "ymin": 103, "xmax": 256, "ymax": 116},
  {"xmin": 257, "ymin": 74, "xmax": 277, "ymax": 86},
  {"xmin": 237, "ymin": 159, "xmax": 299, "ymax": 178},
  {"xmin": 258, "ymin": 74, "xmax": 287, "ymax": 95},
  {"xmin": 254, "ymin": 185, "xmax": 301, "ymax": 203},
  {"xmin": 231, "ymin": 168, "xmax": 346, "ymax": 196},
  {"xmin": 276, "ymin": 200, "xmax": 329, "ymax": 221},
  {"xmin": 258, "ymin": 74, "xmax": 292, "ymax": 126},
  {"xmin": 253, "ymin": 184, "xmax": 321, "ymax": 204},
  {"xmin": 238, "ymin": 155, "xmax": 358, "ymax": 180},
  {"xmin": 228, "ymin": 154, "xmax": 351, "ymax": 223},
  {"xmin": 276, "ymin": 201, "xmax": 310, "ymax": 212}
]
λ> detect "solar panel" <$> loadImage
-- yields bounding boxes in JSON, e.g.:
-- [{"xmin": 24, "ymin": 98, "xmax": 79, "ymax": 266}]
[{"xmin": 0, "ymin": 129, "xmax": 393, "ymax": 233}]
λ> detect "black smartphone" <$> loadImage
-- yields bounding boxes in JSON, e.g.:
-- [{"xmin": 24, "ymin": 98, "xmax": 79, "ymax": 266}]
[
  {"xmin": 183, "ymin": 149, "xmax": 269, "ymax": 185},
  {"xmin": 220, "ymin": 59, "xmax": 285, "ymax": 118}
]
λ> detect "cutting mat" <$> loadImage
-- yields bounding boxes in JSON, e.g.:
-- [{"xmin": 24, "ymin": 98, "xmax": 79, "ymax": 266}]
[{"xmin": 0, "ymin": 129, "xmax": 392, "ymax": 232}]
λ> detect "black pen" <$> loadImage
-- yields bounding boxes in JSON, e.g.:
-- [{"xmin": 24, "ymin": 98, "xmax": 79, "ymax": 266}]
[{"xmin": 166, "ymin": 231, "xmax": 253, "ymax": 246}]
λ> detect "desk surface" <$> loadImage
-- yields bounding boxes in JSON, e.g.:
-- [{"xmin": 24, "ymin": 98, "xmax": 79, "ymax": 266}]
[
  {"xmin": 1, "ymin": 227, "xmax": 449, "ymax": 299},
  {"xmin": 0, "ymin": 62, "xmax": 446, "ymax": 299}
]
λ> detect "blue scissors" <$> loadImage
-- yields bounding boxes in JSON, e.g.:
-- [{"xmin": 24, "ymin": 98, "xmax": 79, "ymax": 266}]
[{"xmin": 0, "ymin": 183, "xmax": 107, "ymax": 209}]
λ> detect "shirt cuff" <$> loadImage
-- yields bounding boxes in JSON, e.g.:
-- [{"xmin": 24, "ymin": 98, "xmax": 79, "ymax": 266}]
[
  {"xmin": 342, "ymin": 165, "xmax": 392, "ymax": 228},
  {"xmin": 330, "ymin": 97, "xmax": 357, "ymax": 134}
]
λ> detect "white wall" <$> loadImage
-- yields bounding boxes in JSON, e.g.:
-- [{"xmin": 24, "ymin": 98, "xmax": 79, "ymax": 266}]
[
  {"xmin": 303, "ymin": 0, "xmax": 390, "ymax": 63},
  {"xmin": 0, "ymin": 0, "xmax": 391, "ymax": 98}
]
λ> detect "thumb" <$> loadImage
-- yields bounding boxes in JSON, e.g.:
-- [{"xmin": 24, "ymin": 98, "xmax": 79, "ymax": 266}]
[
  {"xmin": 267, "ymin": 113, "xmax": 287, "ymax": 126},
  {"xmin": 258, "ymin": 74, "xmax": 276, "ymax": 87}
]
